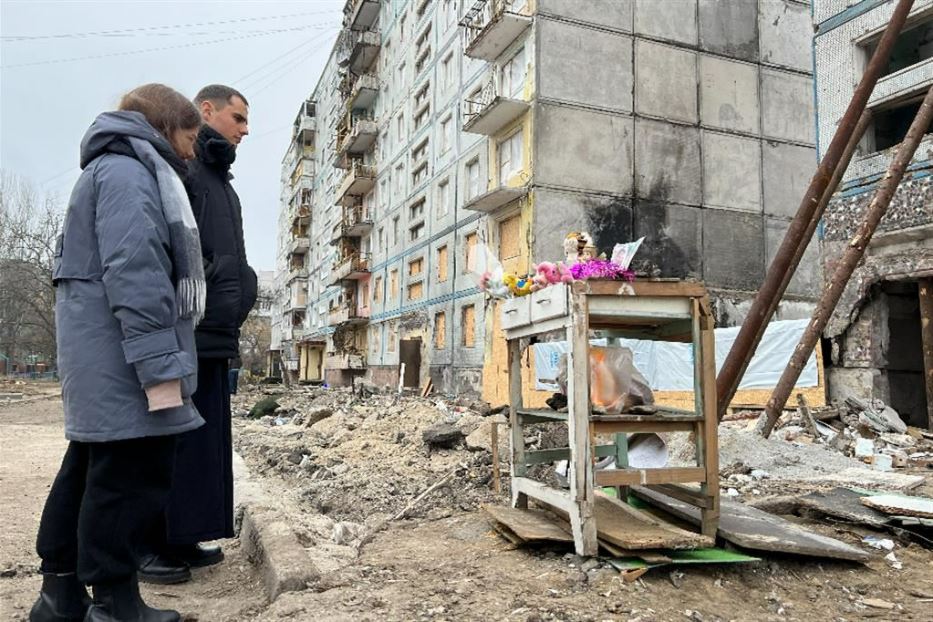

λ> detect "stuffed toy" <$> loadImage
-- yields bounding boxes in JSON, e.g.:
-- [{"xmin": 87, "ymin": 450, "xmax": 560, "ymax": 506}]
[
  {"xmin": 503, "ymin": 273, "xmax": 533, "ymax": 297},
  {"xmin": 480, "ymin": 269, "xmax": 510, "ymax": 299},
  {"xmin": 531, "ymin": 261, "xmax": 574, "ymax": 291}
]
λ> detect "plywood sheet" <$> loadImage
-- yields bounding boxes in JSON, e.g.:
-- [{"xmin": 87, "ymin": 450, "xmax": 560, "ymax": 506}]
[
  {"xmin": 861, "ymin": 494, "xmax": 933, "ymax": 519},
  {"xmin": 592, "ymin": 493, "xmax": 713, "ymax": 550},
  {"xmin": 634, "ymin": 487, "xmax": 869, "ymax": 562},
  {"xmin": 483, "ymin": 505, "xmax": 573, "ymax": 543}
]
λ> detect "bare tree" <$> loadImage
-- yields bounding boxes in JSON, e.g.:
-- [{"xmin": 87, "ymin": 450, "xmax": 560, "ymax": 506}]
[{"xmin": 0, "ymin": 171, "xmax": 64, "ymax": 370}]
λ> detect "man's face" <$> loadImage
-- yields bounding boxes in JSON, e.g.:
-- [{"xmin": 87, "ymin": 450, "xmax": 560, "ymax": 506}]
[{"xmin": 201, "ymin": 95, "xmax": 249, "ymax": 146}]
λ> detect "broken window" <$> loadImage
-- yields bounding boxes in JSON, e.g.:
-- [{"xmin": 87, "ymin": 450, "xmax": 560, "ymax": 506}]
[
  {"xmin": 871, "ymin": 95, "xmax": 930, "ymax": 152},
  {"xmin": 408, "ymin": 281, "xmax": 423, "ymax": 301},
  {"xmin": 466, "ymin": 159, "xmax": 481, "ymax": 199},
  {"xmin": 374, "ymin": 276, "xmax": 383, "ymax": 302},
  {"xmin": 498, "ymin": 214, "xmax": 521, "ymax": 274},
  {"xmin": 409, "ymin": 198, "xmax": 425, "ymax": 220},
  {"xmin": 388, "ymin": 321, "xmax": 397, "ymax": 352},
  {"xmin": 437, "ymin": 245, "xmax": 448, "ymax": 282},
  {"xmin": 410, "ymin": 222, "xmax": 425, "ymax": 241},
  {"xmin": 461, "ymin": 305, "xmax": 476, "ymax": 347},
  {"xmin": 498, "ymin": 130, "xmax": 523, "ymax": 184},
  {"xmin": 390, "ymin": 269, "xmax": 399, "ymax": 300},
  {"xmin": 863, "ymin": 15, "xmax": 933, "ymax": 77},
  {"xmin": 435, "ymin": 311, "xmax": 446, "ymax": 349},
  {"xmin": 409, "ymin": 257, "xmax": 423, "ymax": 276},
  {"xmin": 437, "ymin": 179, "xmax": 450, "ymax": 217}
]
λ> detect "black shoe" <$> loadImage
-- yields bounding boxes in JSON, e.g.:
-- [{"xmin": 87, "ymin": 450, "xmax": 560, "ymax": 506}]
[
  {"xmin": 84, "ymin": 574, "xmax": 179, "ymax": 622},
  {"xmin": 167, "ymin": 542, "xmax": 224, "ymax": 569},
  {"xmin": 136, "ymin": 554, "xmax": 190, "ymax": 585},
  {"xmin": 29, "ymin": 572, "xmax": 92, "ymax": 622}
]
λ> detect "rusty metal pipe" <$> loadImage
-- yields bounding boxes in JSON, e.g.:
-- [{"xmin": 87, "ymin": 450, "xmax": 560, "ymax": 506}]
[
  {"xmin": 761, "ymin": 85, "xmax": 933, "ymax": 437},
  {"xmin": 716, "ymin": 0, "xmax": 916, "ymax": 419}
]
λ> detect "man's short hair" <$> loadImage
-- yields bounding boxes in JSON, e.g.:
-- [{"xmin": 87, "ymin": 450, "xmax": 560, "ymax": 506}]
[{"xmin": 194, "ymin": 84, "xmax": 249, "ymax": 109}]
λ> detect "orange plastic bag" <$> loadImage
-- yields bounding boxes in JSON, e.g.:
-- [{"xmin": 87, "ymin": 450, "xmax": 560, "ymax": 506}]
[{"xmin": 558, "ymin": 346, "xmax": 654, "ymax": 414}]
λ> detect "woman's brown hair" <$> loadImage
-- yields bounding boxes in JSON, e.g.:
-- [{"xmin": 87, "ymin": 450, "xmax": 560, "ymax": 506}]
[{"xmin": 118, "ymin": 83, "xmax": 201, "ymax": 142}]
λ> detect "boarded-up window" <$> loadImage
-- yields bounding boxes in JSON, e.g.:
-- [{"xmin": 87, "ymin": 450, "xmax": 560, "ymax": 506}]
[
  {"xmin": 389, "ymin": 270, "xmax": 398, "ymax": 300},
  {"xmin": 408, "ymin": 281, "xmax": 423, "ymax": 301},
  {"xmin": 409, "ymin": 258, "xmax": 423, "ymax": 276},
  {"xmin": 462, "ymin": 305, "xmax": 475, "ymax": 347},
  {"xmin": 435, "ymin": 312, "xmax": 446, "ymax": 349},
  {"xmin": 371, "ymin": 325, "xmax": 381, "ymax": 353},
  {"xmin": 437, "ymin": 245, "xmax": 448, "ymax": 282},
  {"xmin": 498, "ymin": 214, "xmax": 521, "ymax": 274},
  {"xmin": 464, "ymin": 232, "xmax": 478, "ymax": 273},
  {"xmin": 374, "ymin": 276, "xmax": 383, "ymax": 302},
  {"xmin": 388, "ymin": 321, "xmax": 397, "ymax": 352},
  {"xmin": 359, "ymin": 281, "xmax": 369, "ymax": 307}
]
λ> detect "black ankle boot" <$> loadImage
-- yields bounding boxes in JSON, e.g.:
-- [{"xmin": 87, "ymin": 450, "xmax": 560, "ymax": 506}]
[
  {"xmin": 28, "ymin": 571, "xmax": 92, "ymax": 621},
  {"xmin": 84, "ymin": 574, "xmax": 179, "ymax": 622}
]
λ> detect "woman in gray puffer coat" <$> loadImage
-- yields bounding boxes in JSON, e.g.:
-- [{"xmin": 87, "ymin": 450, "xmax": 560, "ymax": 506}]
[{"xmin": 29, "ymin": 84, "xmax": 205, "ymax": 622}]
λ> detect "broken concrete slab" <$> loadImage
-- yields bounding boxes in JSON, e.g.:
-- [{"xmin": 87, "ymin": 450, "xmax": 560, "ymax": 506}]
[
  {"xmin": 240, "ymin": 505, "xmax": 321, "ymax": 600},
  {"xmin": 797, "ymin": 488, "xmax": 891, "ymax": 529},
  {"xmin": 861, "ymin": 494, "xmax": 933, "ymax": 519},
  {"xmin": 633, "ymin": 487, "xmax": 870, "ymax": 562},
  {"xmin": 422, "ymin": 423, "xmax": 464, "ymax": 448}
]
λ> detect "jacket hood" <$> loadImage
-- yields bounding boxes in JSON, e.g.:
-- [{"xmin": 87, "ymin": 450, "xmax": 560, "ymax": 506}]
[{"xmin": 79, "ymin": 111, "xmax": 182, "ymax": 174}]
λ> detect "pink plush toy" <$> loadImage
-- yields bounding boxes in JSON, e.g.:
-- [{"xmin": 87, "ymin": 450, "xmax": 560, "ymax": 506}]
[{"xmin": 531, "ymin": 261, "xmax": 574, "ymax": 291}]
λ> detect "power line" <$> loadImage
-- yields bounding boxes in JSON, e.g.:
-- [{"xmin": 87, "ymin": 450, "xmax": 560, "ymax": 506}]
[
  {"xmin": 237, "ymin": 28, "xmax": 338, "ymax": 93},
  {"xmin": 0, "ymin": 22, "xmax": 341, "ymax": 70},
  {"xmin": 233, "ymin": 31, "xmax": 330, "ymax": 86},
  {"xmin": 1, "ymin": 9, "xmax": 342, "ymax": 42},
  {"xmin": 249, "ymin": 35, "xmax": 336, "ymax": 98}
]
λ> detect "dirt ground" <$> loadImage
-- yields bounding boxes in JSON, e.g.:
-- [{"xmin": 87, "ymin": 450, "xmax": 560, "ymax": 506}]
[{"xmin": 2, "ymin": 382, "xmax": 933, "ymax": 621}]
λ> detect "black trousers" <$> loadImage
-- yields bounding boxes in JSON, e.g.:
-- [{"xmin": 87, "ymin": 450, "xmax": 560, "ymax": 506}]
[
  {"xmin": 36, "ymin": 435, "xmax": 176, "ymax": 585},
  {"xmin": 163, "ymin": 358, "xmax": 233, "ymax": 545}
]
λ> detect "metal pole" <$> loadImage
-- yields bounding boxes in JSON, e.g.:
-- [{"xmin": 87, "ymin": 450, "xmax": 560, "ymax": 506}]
[
  {"xmin": 761, "ymin": 85, "xmax": 933, "ymax": 438},
  {"xmin": 716, "ymin": 0, "xmax": 916, "ymax": 419},
  {"xmin": 919, "ymin": 277, "xmax": 933, "ymax": 431}
]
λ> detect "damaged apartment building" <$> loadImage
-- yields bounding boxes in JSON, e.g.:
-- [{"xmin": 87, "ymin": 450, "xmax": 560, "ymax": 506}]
[
  {"xmin": 270, "ymin": 0, "xmax": 819, "ymax": 399},
  {"xmin": 814, "ymin": 0, "xmax": 933, "ymax": 429}
]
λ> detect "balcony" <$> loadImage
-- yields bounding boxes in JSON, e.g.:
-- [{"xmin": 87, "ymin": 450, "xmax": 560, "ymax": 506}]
[
  {"xmin": 336, "ymin": 161, "xmax": 377, "ymax": 199},
  {"xmin": 464, "ymin": 184, "xmax": 528, "ymax": 213},
  {"xmin": 286, "ymin": 268, "xmax": 309, "ymax": 283},
  {"xmin": 461, "ymin": 0, "xmax": 532, "ymax": 62},
  {"xmin": 347, "ymin": 0, "xmax": 380, "ymax": 31},
  {"xmin": 463, "ymin": 76, "xmax": 530, "ymax": 135},
  {"xmin": 329, "ymin": 206, "xmax": 374, "ymax": 244},
  {"xmin": 294, "ymin": 100, "xmax": 316, "ymax": 142},
  {"xmin": 347, "ymin": 73, "xmax": 379, "ymax": 110},
  {"xmin": 330, "ymin": 252, "xmax": 371, "ymax": 284},
  {"xmin": 336, "ymin": 117, "xmax": 379, "ymax": 157},
  {"xmin": 285, "ymin": 295, "xmax": 308, "ymax": 313},
  {"xmin": 291, "ymin": 205, "xmax": 311, "ymax": 230},
  {"xmin": 289, "ymin": 236, "xmax": 310, "ymax": 256},
  {"xmin": 328, "ymin": 304, "xmax": 370, "ymax": 325},
  {"xmin": 349, "ymin": 30, "xmax": 381, "ymax": 74},
  {"xmin": 324, "ymin": 352, "xmax": 366, "ymax": 370}
]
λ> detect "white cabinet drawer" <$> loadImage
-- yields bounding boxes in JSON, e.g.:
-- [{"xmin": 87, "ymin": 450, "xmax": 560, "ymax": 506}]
[
  {"xmin": 530, "ymin": 283, "xmax": 568, "ymax": 322},
  {"xmin": 500, "ymin": 296, "xmax": 531, "ymax": 329}
]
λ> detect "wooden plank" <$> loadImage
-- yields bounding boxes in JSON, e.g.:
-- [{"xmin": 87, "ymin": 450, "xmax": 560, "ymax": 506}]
[
  {"xmin": 567, "ymin": 288, "xmax": 597, "ymax": 556},
  {"xmin": 797, "ymin": 488, "xmax": 890, "ymax": 529},
  {"xmin": 508, "ymin": 338, "xmax": 527, "ymax": 509},
  {"xmin": 861, "ymin": 494, "xmax": 933, "ymax": 519},
  {"xmin": 517, "ymin": 407, "xmax": 701, "ymax": 422},
  {"xmin": 492, "ymin": 523, "xmax": 525, "ymax": 545},
  {"xmin": 482, "ymin": 505, "xmax": 574, "ymax": 543},
  {"xmin": 512, "ymin": 477, "xmax": 575, "ymax": 513},
  {"xmin": 595, "ymin": 467, "xmax": 706, "ymax": 487},
  {"xmin": 592, "ymin": 421, "xmax": 697, "ymax": 434},
  {"xmin": 503, "ymin": 314, "xmax": 569, "ymax": 340},
  {"xmin": 522, "ymin": 444, "xmax": 617, "ymax": 465},
  {"xmin": 633, "ymin": 487, "xmax": 869, "ymax": 562},
  {"xmin": 652, "ymin": 484, "xmax": 713, "ymax": 509},
  {"xmin": 920, "ymin": 278, "xmax": 933, "ymax": 431},
  {"xmin": 591, "ymin": 493, "xmax": 713, "ymax": 550},
  {"xmin": 576, "ymin": 279, "xmax": 708, "ymax": 298},
  {"xmin": 698, "ymin": 303, "xmax": 720, "ymax": 538}
]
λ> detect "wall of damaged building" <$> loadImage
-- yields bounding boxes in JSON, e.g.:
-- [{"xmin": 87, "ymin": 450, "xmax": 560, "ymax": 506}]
[{"xmin": 530, "ymin": 0, "xmax": 818, "ymax": 329}]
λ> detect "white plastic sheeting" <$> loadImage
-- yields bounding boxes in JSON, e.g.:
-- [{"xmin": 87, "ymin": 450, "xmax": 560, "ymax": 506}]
[{"xmin": 533, "ymin": 319, "xmax": 818, "ymax": 392}]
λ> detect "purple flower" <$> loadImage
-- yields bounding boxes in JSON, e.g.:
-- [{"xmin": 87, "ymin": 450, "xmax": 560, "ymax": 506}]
[{"xmin": 569, "ymin": 259, "xmax": 635, "ymax": 282}]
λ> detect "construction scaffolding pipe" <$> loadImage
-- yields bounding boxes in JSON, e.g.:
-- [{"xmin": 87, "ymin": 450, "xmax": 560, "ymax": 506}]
[
  {"xmin": 716, "ymin": 0, "xmax": 916, "ymax": 420},
  {"xmin": 761, "ymin": 85, "xmax": 933, "ymax": 438}
]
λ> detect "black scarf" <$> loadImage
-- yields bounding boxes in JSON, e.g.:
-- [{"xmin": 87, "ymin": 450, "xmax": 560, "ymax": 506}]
[{"xmin": 195, "ymin": 125, "xmax": 236, "ymax": 173}]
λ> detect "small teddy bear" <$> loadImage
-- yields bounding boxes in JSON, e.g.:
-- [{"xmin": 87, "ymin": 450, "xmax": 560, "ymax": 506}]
[{"xmin": 531, "ymin": 261, "xmax": 574, "ymax": 291}]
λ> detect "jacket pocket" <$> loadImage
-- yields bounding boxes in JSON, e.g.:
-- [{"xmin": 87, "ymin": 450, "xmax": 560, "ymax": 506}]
[{"xmin": 202, "ymin": 253, "xmax": 241, "ymax": 330}]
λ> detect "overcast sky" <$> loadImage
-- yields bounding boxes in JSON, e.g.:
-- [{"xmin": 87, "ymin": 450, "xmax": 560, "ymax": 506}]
[{"xmin": 1, "ymin": 0, "xmax": 345, "ymax": 271}]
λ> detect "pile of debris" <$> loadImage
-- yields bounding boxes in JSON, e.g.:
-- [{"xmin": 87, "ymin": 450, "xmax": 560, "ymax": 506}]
[
  {"xmin": 755, "ymin": 395, "xmax": 933, "ymax": 473},
  {"xmin": 232, "ymin": 384, "xmax": 506, "ymax": 529}
]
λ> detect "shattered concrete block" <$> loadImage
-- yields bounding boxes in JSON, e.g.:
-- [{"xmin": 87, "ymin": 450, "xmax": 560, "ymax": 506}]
[{"xmin": 422, "ymin": 423, "xmax": 464, "ymax": 448}]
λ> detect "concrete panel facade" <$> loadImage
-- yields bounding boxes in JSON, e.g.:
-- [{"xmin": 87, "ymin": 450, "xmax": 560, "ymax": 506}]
[
  {"xmin": 634, "ymin": 39, "xmax": 698, "ymax": 124},
  {"xmin": 760, "ymin": 68, "xmax": 816, "ymax": 144},
  {"xmin": 632, "ymin": 202, "xmax": 703, "ymax": 280},
  {"xmin": 634, "ymin": 0, "xmax": 697, "ymax": 46},
  {"xmin": 536, "ymin": 0, "xmax": 633, "ymax": 32},
  {"xmin": 536, "ymin": 19, "xmax": 633, "ymax": 112},
  {"xmin": 634, "ymin": 118, "xmax": 701, "ymax": 206},
  {"xmin": 759, "ymin": 0, "xmax": 812, "ymax": 71},
  {"xmin": 762, "ymin": 141, "xmax": 815, "ymax": 219},
  {"xmin": 698, "ymin": 0, "xmax": 759, "ymax": 62},
  {"xmin": 702, "ymin": 209, "xmax": 765, "ymax": 291},
  {"xmin": 699, "ymin": 54, "xmax": 760, "ymax": 134},
  {"xmin": 702, "ymin": 131, "xmax": 762, "ymax": 213}
]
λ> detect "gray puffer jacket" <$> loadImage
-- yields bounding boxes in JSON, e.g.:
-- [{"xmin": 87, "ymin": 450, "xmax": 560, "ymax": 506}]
[{"xmin": 54, "ymin": 111, "xmax": 205, "ymax": 442}]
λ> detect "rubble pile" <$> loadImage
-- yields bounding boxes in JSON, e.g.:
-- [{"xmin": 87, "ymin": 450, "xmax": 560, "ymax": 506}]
[{"xmin": 232, "ymin": 384, "xmax": 504, "ymax": 526}]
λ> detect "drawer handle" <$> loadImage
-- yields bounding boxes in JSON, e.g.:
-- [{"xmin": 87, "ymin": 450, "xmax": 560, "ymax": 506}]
[
  {"xmin": 504, "ymin": 309, "xmax": 518, "ymax": 314},
  {"xmin": 535, "ymin": 299, "xmax": 550, "ymax": 304}
]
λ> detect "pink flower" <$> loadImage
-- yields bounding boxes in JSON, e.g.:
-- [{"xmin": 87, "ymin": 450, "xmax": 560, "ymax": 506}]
[{"xmin": 569, "ymin": 259, "xmax": 635, "ymax": 282}]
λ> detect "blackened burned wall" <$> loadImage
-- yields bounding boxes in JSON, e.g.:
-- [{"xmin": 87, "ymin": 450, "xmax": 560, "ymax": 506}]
[{"xmin": 530, "ymin": 0, "xmax": 819, "ymax": 324}]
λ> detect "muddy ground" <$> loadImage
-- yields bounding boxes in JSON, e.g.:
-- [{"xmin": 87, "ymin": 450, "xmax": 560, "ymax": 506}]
[{"xmin": 2, "ymin": 381, "xmax": 932, "ymax": 621}]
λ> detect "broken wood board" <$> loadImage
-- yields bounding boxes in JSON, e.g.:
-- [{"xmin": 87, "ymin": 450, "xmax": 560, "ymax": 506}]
[
  {"xmin": 483, "ymin": 505, "xmax": 574, "ymax": 543},
  {"xmin": 798, "ymin": 488, "xmax": 891, "ymax": 529},
  {"xmin": 633, "ymin": 487, "xmax": 870, "ymax": 562},
  {"xmin": 592, "ymin": 492, "xmax": 713, "ymax": 550},
  {"xmin": 607, "ymin": 548, "xmax": 761, "ymax": 571},
  {"xmin": 861, "ymin": 494, "xmax": 933, "ymax": 519}
]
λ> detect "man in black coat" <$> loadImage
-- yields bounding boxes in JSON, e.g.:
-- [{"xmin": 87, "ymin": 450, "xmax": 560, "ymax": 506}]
[{"xmin": 139, "ymin": 84, "xmax": 257, "ymax": 584}]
